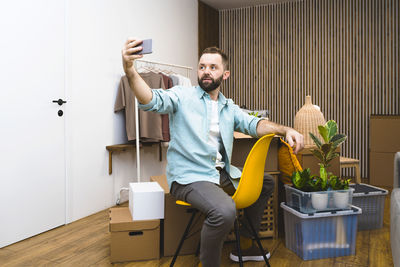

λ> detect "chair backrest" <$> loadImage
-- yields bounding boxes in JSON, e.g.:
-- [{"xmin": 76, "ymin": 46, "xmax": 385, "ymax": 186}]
[{"xmin": 232, "ymin": 134, "xmax": 274, "ymax": 209}]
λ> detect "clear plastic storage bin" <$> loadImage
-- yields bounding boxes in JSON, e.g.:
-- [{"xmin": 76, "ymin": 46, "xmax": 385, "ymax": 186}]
[
  {"xmin": 350, "ymin": 183, "xmax": 388, "ymax": 230},
  {"xmin": 285, "ymin": 184, "xmax": 354, "ymax": 213},
  {"xmin": 281, "ymin": 202, "xmax": 361, "ymax": 260}
]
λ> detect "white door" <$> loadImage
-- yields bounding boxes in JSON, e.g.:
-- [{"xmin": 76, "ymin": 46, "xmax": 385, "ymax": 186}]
[{"xmin": 0, "ymin": 0, "xmax": 66, "ymax": 247}]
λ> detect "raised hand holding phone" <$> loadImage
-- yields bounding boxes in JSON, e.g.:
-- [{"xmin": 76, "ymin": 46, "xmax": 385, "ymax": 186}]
[
  {"xmin": 134, "ymin": 39, "xmax": 152, "ymax": 55},
  {"xmin": 121, "ymin": 37, "xmax": 153, "ymax": 105},
  {"xmin": 122, "ymin": 38, "xmax": 153, "ymax": 74}
]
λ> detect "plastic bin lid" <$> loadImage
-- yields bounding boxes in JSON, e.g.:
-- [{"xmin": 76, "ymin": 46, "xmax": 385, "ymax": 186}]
[
  {"xmin": 285, "ymin": 183, "xmax": 354, "ymax": 194},
  {"xmin": 280, "ymin": 202, "xmax": 362, "ymax": 218},
  {"xmin": 350, "ymin": 183, "xmax": 388, "ymax": 196}
]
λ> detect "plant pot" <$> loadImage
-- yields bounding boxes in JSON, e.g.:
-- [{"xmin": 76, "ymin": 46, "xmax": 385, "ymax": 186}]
[
  {"xmin": 285, "ymin": 185, "xmax": 354, "ymax": 213},
  {"xmin": 333, "ymin": 191, "xmax": 350, "ymax": 209},
  {"xmin": 311, "ymin": 192, "xmax": 329, "ymax": 210}
]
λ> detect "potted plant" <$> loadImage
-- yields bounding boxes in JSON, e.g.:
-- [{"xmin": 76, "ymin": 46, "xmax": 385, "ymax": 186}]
[
  {"xmin": 330, "ymin": 175, "xmax": 351, "ymax": 209},
  {"xmin": 309, "ymin": 120, "xmax": 352, "ymax": 209},
  {"xmin": 288, "ymin": 120, "xmax": 351, "ymax": 212},
  {"xmin": 291, "ymin": 165, "xmax": 331, "ymax": 210},
  {"xmin": 309, "ymin": 120, "xmax": 347, "ymax": 170}
]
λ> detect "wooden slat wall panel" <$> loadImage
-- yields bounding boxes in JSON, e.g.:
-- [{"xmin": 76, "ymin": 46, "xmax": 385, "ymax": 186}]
[
  {"xmin": 198, "ymin": 1, "xmax": 219, "ymax": 57},
  {"xmin": 220, "ymin": 0, "xmax": 400, "ymax": 179}
]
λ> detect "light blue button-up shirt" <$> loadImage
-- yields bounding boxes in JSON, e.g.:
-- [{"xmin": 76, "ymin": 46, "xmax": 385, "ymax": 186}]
[{"xmin": 138, "ymin": 85, "xmax": 262, "ymax": 189}]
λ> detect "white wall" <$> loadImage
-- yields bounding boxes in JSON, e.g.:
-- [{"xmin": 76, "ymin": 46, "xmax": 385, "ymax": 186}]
[{"xmin": 66, "ymin": 0, "xmax": 198, "ymax": 223}]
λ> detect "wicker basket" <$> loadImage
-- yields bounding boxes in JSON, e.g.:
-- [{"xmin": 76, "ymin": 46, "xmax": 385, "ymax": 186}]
[{"xmin": 294, "ymin": 95, "xmax": 326, "ymax": 148}]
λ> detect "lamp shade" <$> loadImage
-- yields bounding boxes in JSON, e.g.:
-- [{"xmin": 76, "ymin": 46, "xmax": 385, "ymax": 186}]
[{"xmin": 294, "ymin": 96, "xmax": 326, "ymax": 148}]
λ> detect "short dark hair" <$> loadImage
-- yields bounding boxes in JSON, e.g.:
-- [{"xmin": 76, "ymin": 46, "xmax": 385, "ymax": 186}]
[{"xmin": 200, "ymin": 47, "xmax": 229, "ymax": 70}]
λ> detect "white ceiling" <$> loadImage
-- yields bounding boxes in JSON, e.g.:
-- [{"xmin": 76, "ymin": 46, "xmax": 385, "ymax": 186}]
[{"xmin": 200, "ymin": 0, "xmax": 294, "ymax": 10}]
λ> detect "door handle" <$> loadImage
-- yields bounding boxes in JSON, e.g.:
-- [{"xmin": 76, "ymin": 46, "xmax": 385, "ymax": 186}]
[{"xmin": 52, "ymin": 99, "xmax": 67, "ymax": 106}]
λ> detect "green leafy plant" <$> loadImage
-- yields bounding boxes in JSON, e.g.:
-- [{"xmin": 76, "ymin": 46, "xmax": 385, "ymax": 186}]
[
  {"xmin": 291, "ymin": 120, "xmax": 348, "ymax": 192},
  {"xmin": 248, "ymin": 111, "xmax": 260, "ymax": 118},
  {"xmin": 292, "ymin": 168, "xmax": 313, "ymax": 191},
  {"xmin": 329, "ymin": 176, "xmax": 351, "ymax": 190},
  {"xmin": 316, "ymin": 164, "xmax": 329, "ymax": 191},
  {"xmin": 309, "ymin": 120, "xmax": 347, "ymax": 168},
  {"xmin": 291, "ymin": 165, "xmax": 330, "ymax": 192}
]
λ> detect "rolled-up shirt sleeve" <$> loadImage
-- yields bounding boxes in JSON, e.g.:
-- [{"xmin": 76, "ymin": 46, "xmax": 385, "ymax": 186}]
[{"xmin": 233, "ymin": 104, "xmax": 262, "ymax": 138}]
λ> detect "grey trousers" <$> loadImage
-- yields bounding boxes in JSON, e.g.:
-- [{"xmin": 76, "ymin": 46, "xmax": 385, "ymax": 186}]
[{"xmin": 170, "ymin": 169, "xmax": 275, "ymax": 267}]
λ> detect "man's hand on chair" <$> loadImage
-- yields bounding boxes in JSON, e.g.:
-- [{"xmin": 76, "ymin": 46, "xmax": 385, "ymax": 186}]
[{"xmin": 284, "ymin": 128, "xmax": 304, "ymax": 154}]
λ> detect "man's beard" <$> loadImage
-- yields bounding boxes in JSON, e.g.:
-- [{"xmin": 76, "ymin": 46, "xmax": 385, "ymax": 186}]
[{"xmin": 198, "ymin": 74, "xmax": 223, "ymax": 92}]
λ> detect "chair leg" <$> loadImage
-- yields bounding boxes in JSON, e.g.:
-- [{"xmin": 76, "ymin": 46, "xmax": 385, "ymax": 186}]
[
  {"xmin": 355, "ymin": 164, "xmax": 361, "ymax": 183},
  {"xmin": 244, "ymin": 212, "xmax": 271, "ymax": 267},
  {"xmin": 170, "ymin": 209, "xmax": 198, "ymax": 267},
  {"xmin": 234, "ymin": 218, "xmax": 244, "ymax": 267},
  {"xmin": 195, "ymin": 239, "xmax": 201, "ymax": 257}
]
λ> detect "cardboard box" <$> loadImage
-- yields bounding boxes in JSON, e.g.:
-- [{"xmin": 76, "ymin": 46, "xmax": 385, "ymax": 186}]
[
  {"xmin": 151, "ymin": 174, "xmax": 169, "ymax": 193},
  {"xmin": 369, "ymin": 151, "xmax": 395, "ymax": 188},
  {"xmin": 150, "ymin": 175, "xmax": 204, "ymax": 257},
  {"xmin": 231, "ymin": 133, "xmax": 279, "ymax": 172},
  {"xmin": 370, "ymin": 115, "xmax": 400, "ymax": 152},
  {"xmin": 109, "ymin": 207, "xmax": 160, "ymax": 263},
  {"xmin": 129, "ymin": 182, "xmax": 164, "ymax": 221}
]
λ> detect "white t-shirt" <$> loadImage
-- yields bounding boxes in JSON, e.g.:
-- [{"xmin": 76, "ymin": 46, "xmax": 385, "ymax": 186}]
[{"xmin": 208, "ymin": 100, "xmax": 225, "ymax": 169}]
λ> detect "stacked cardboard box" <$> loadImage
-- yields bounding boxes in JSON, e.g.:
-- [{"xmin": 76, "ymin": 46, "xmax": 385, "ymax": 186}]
[
  {"xmin": 109, "ymin": 207, "xmax": 160, "ymax": 263},
  {"xmin": 110, "ymin": 182, "xmax": 164, "ymax": 263},
  {"xmin": 369, "ymin": 115, "xmax": 400, "ymax": 188}
]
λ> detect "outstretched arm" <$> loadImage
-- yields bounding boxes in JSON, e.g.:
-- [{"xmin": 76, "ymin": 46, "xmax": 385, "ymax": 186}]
[
  {"xmin": 256, "ymin": 120, "xmax": 304, "ymax": 154},
  {"xmin": 121, "ymin": 37, "xmax": 153, "ymax": 104}
]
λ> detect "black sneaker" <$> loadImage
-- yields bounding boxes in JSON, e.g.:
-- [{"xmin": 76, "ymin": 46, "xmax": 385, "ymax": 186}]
[{"xmin": 229, "ymin": 244, "xmax": 271, "ymax": 262}]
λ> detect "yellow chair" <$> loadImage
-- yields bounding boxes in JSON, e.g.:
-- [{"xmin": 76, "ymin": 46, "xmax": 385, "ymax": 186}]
[{"xmin": 170, "ymin": 134, "xmax": 274, "ymax": 267}]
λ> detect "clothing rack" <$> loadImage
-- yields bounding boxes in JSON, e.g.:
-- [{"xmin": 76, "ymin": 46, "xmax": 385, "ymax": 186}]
[
  {"xmin": 136, "ymin": 59, "xmax": 193, "ymax": 78},
  {"xmin": 133, "ymin": 59, "xmax": 193, "ymax": 182}
]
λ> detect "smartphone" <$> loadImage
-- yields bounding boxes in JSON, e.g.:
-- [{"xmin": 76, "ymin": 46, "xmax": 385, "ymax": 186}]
[{"xmin": 134, "ymin": 39, "xmax": 152, "ymax": 55}]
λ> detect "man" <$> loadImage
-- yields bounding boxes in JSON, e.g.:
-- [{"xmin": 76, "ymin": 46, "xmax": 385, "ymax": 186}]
[{"xmin": 121, "ymin": 38, "xmax": 304, "ymax": 267}]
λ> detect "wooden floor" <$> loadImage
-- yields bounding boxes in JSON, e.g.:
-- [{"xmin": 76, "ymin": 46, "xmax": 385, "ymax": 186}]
[{"xmin": 0, "ymin": 192, "xmax": 394, "ymax": 267}]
